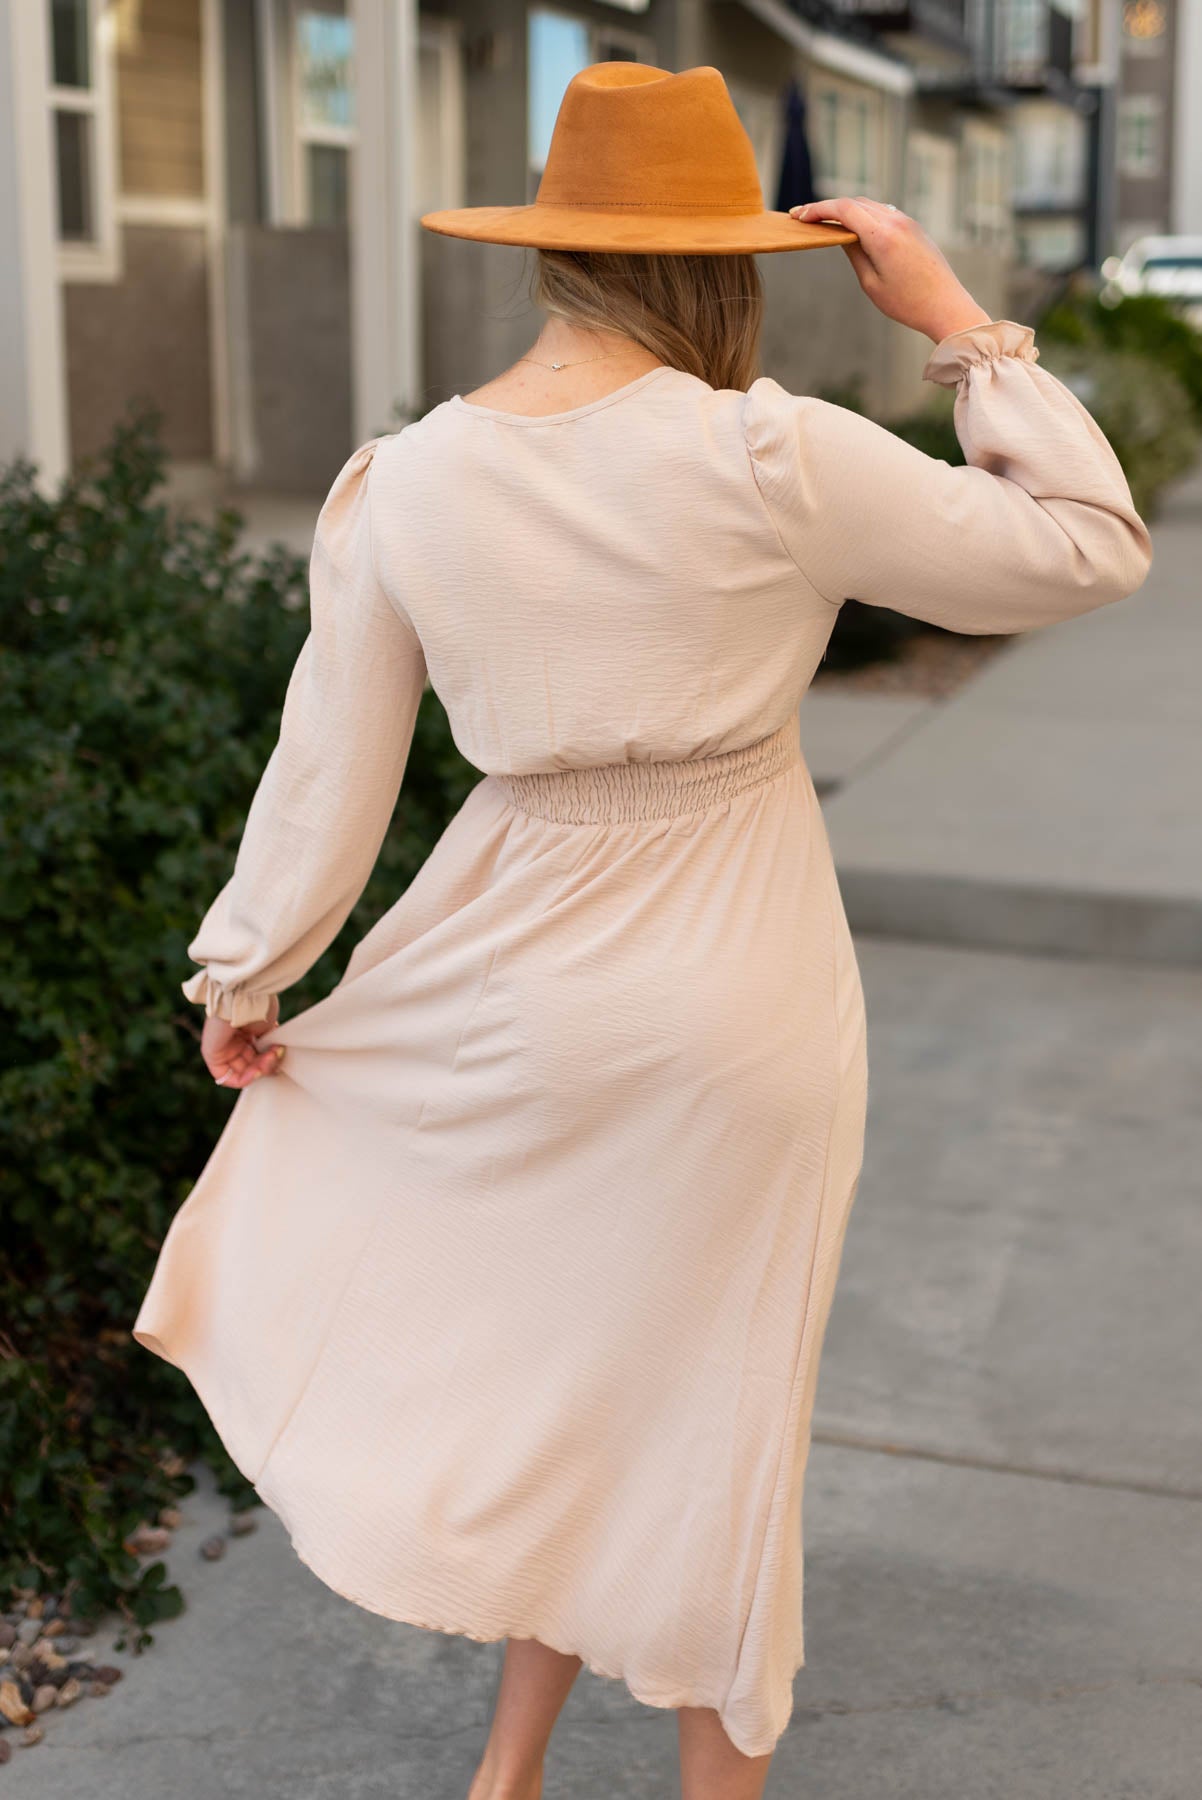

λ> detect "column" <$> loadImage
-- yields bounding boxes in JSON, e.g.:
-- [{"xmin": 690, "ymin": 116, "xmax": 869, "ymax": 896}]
[
  {"xmin": 0, "ymin": 0, "xmax": 69, "ymax": 484},
  {"xmin": 350, "ymin": 0, "xmax": 421, "ymax": 440}
]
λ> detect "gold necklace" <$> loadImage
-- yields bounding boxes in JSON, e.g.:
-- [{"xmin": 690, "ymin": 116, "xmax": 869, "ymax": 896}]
[{"xmin": 518, "ymin": 349, "xmax": 632, "ymax": 372}]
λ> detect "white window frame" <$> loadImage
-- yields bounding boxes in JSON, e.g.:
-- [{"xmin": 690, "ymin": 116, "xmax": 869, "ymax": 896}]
[
  {"xmin": 258, "ymin": 0, "xmax": 358, "ymax": 226},
  {"xmin": 526, "ymin": 6, "xmax": 656, "ymax": 198},
  {"xmin": 810, "ymin": 76, "xmax": 885, "ymax": 200},
  {"xmin": 290, "ymin": 0, "xmax": 356, "ymax": 225},
  {"xmin": 1117, "ymin": 93, "xmax": 1163, "ymax": 178},
  {"xmin": 960, "ymin": 119, "xmax": 1012, "ymax": 251},
  {"xmin": 48, "ymin": 0, "xmax": 120, "ymax": 283},
  {"xmin": 998, "ymin": 0, "xmax": 1049, "ymax": 77},
  {"xmin": 726, "ymin": 79, "xmax": 783, "ymax": 206},
  {"xmin": 906, "ymin": 129, "xmax": 958, "ymax": 246},
  {"xmin": 416, "ymin": 17, "xmax": 466, "ymax": 215}
]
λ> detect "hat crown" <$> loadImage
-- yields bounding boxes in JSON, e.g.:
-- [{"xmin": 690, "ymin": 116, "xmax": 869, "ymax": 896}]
[{"xmin": 535, "ymin": 64, "xmax": 765, "ymax": 217}]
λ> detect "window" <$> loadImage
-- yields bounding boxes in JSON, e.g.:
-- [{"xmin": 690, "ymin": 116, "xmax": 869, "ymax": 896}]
[
  {"xmin": 727, "ymin": 81, "xmax": 781, "ymax": 203},
  {"xmin": 293, "ymin": 1, "xmax": 355, "ymax": 226},
  {"xmin": 527, "ymin": 7, "xmax": 655, "ymax": 197},
  {"xmin": 417, "ymin": 18, "xmax": 466, "ymax": 216},
  {"xmin": 907, "ymin": 132, "xmax": 958, "ymax": 245},
  {"xmin": 811, "ymin": 79, "xmax": 883, "ymax": 198},
  {"xmin": 1015, "ymin": 215, "xmax": 1087, "ymax": 271},
  {"xmin": 998, "ymin": 0, "xmax": 1048, "ymax": 75},
  {"xmin": 961, "ymin": 122, "xmax": 1012, "ymax": 249},
  {"xmin": 1011, "ymin": 102, "xmax": 1087, "ymax": 209},
  {"xmin": 1117, "ymin": 95, "xmax": 1163, "ymax": 178},
  {"xmin": 47, "ymin": 0, "xmax": 118, "ymax": 279}
]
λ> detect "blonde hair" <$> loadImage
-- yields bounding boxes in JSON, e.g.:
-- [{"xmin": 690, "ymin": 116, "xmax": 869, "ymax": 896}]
[{"xmin": 531, "ymin": 249, "xmax": 765, "ymax": 392}]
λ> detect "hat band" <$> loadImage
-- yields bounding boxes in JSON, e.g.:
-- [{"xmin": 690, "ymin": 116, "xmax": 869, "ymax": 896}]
[{"xmin": 534, "ymin": 197, "xmax": 772, "ymax": 214}]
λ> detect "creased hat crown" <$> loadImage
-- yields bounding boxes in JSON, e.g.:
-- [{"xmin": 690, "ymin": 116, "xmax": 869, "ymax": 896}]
[{"xmin": 535, "ymin": 64, "xmax": 764, "ymax": 216}]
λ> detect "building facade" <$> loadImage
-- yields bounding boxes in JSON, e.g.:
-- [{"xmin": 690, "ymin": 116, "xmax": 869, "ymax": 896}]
[{"xmin": 1, "ymin": 0, "xmax": 1138, "ymax": 497}]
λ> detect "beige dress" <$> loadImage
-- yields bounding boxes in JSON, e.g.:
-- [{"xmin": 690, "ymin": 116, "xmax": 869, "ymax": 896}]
[{"xmin": 133, "ymin": 320, "xmax": 1151, "ymax": 1756}]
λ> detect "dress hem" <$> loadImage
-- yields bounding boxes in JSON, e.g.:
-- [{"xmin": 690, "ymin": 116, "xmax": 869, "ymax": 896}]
[
  {"xmin": 130, "ymin": 1321, "xmax": 802, "ymax": 1759},
  {"xmin": 258, "ymin": 1493, "xmax": 802, "ymax": 1760}
]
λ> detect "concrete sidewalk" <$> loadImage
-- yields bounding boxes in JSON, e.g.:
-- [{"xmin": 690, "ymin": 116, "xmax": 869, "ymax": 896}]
[
  {"xmin": 820, "ymin": 464, "xmax": 1202, "ymax": 965},
  {"xmin": 7, "ymin": 464, "xmax": 1199, "ymax": 1797},
  {"xmin": 7, "ymin": 937, "xmax": 1200, "ymax": 1799}
]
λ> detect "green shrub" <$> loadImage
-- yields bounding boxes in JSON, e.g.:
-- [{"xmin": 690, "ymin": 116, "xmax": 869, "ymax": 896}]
[
  {"xmin": 1035, "ymin": 340, "xmax": 1200, "ymax": 518},
  {"xmin": 1039, "ymin": 288, "xmax": 1202, "ymax": 427},
  {"xmin": 0, "ymin": 413, "xmax": 479, "ymax": 1644}
]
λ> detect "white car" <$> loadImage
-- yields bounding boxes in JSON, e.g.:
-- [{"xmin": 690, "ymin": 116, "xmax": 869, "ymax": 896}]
[{"xmin": 1101, "ymin": 235, "xmax": 1202, "ymax": 327}]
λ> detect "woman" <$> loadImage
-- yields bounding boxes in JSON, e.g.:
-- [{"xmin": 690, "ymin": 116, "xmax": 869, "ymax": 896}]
[{"xmin": 133, "ymin": 62, "xmax": 1152, "ymax": 1800}]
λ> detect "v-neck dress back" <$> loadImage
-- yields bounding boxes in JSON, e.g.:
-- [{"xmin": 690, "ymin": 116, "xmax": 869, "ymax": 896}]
[{"xmin": 133, "ymin": 323, "xmax": 1151, "ymax": 1756}]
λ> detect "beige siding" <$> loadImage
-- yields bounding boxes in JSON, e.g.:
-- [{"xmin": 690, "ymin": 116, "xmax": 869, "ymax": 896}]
[{"xmin": 117, "ymin": 0, "xmax": 205, "ymax": 199}]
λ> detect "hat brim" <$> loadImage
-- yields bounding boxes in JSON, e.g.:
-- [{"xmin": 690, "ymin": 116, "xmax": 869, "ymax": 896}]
[{"xmin": 419, "ymin": 204, "xmax": 858, "ymax": 256}]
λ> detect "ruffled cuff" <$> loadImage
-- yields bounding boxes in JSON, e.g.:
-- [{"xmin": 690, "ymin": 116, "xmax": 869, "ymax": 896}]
[
  {"xmin": 922, "ymin": 319, "xmax": 1039, "ymax": 388},
  {"xmin": 181, "ymin": 967, "xmax": 278, "ymax": 1029}
]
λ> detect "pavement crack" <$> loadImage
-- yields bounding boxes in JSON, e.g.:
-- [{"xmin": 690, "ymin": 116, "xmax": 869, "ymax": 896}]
[
  {"xmin": 39, "ymin": 1719, "xmax": 488, "ymax": 1754},
  {"xmin": 792, "ymin": 1670, "xmax": 1202, "ymax": 1719},
  {"xmin": 811, "ymin": 1429, "xmax": 1202, "ymax": 1501}
]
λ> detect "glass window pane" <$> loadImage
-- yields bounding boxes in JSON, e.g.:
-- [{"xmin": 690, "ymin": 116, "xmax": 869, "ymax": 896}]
[
  {"xmin": 297, "ymin": 8, "xmax": 355, "ymax": 132},
  {"xmin": 50, "ymin": 0, "xmax": 90, "ymax": 89},
  {"xmin": 528, "ymin": 9, "xmax": 590, "ymax": 173},
  {"xmin": 854, "ymin": 100, "xmax": 869, "ymax": 186},
  {"xmin": 55, "ymin": 107, "xmax": 93, "ymax": 239},
  {"xmin": 818, "ymin": 91, "xmax": 839, "ymax": 182},
  {"xmin": 308, "ymin": 142, "xmax": 349, "ymax": 225}
]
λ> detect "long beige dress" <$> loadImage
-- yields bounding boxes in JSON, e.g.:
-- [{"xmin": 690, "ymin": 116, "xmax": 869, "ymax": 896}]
[{"xmin": 132, "ymin": 319, "xmax": 1151, "ymax": 1756}]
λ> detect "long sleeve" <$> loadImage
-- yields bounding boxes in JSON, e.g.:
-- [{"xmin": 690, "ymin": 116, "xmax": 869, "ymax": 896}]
[
  {"xmin": 742, "ymin": 318, "xmax": 1153, "ymax": 634},
  {"xmin": 180, "ymin": 439, "xmax": 428, "ymax": 1028}
]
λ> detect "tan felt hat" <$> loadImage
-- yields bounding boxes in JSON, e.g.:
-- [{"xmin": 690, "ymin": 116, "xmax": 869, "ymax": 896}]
[{"xmin": 420, "ymin": 62, "xmax": 858, "ymax": 256}]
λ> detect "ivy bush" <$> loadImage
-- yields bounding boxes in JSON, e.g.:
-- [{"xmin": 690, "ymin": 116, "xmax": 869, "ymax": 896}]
[
  {"xmin": 1038, "ymin": 287, "xmax": 1202, "ymax": 430},
  {"xmin": 0, "ymin": 414, "xmax": 478, "ymax": 1645},
  {"xmin": 1034, "ymin": 340, "xmax": 1199, "ymax": 519}
]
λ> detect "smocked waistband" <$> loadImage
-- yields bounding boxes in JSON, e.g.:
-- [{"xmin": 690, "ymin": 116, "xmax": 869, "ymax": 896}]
[{"xmin": 491, "ymin": 720, "xmax": 802, "ymax": 824}]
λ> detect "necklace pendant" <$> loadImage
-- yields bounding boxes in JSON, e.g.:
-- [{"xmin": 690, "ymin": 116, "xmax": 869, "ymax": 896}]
[{"xmin": 551, "ymin": 361, "xmax": 564, "ymax": 370}]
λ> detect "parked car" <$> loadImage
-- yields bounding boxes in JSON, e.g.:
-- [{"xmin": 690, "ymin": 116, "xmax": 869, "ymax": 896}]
[{"xmin": 1101, "ymin": 236, "xmax": 1202, "ymax": 327}]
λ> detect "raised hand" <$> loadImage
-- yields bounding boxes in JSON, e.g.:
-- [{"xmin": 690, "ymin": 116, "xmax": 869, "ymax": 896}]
[{"xmin": 789, "ymin": 196, "xmax": 994, "ymax": 344}]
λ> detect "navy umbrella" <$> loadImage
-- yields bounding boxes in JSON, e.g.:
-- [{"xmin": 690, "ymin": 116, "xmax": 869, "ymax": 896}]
[{"xmin": 774, "ymin": 77, "xmax": 817, "ymax": 212}]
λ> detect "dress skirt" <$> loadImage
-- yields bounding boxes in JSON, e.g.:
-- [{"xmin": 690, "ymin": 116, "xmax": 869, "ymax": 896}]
[{"xmin": 133, "ymin": 717, "xmax": 868, "ymax": 1757}]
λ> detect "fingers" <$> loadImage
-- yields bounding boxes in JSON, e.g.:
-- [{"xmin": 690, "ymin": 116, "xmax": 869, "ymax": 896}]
[
  {"xmin": 790, "ymin": 198, "xmax": 881, "ymax": 288},
  {"xmin": 788, "ymin": 196, "xmax": 880, "ymax": 236},
  {"xmin": 204, "ymin": 1035, "xmax": 287, "ymax": 1089},
  {"xmin": 250, "ymin": 1044, "xmax": 287, "ymax": 1080}
]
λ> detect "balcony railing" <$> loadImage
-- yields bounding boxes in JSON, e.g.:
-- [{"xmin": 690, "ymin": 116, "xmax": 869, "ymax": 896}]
[
  {"xmin": 821, "ymin": 0, "xmax": 1078, "ymax": 90},
  {"xmin": 826, "ymin": 0, "xmax": 971, "ymax": 53}
]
